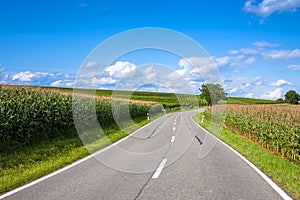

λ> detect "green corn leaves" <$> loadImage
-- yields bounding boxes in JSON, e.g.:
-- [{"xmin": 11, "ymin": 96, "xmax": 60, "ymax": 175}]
[
  {"xmin": 0, "ymin": 86, "xmax": 159, "ymax": 151},
  {"xmin": 223, "ymin": 105, "xmax": 300, "ymax": 161}
]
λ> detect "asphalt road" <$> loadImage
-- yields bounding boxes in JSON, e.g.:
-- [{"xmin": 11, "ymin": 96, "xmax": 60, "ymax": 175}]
[{"xmin": 2, "ymin": 109, "xmax": 287, "ymax": 200}]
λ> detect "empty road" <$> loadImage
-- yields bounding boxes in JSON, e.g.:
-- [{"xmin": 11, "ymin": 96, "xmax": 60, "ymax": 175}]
[{"xmin": 1, "ymin": 109, "xmax": 288, "ymax": 200}]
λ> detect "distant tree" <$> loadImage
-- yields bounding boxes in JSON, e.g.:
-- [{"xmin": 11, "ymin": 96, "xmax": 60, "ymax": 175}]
[
  {"xmin": 284, "ymin": 90, "xmax": 300, "ymax": 105},
  {"xmin": 199, "ymin": 84, "xmax": 226, "ymax": 106},
  {"xmin": 276, "ymin": 98, "xmax": 284, "ymax": 103}
]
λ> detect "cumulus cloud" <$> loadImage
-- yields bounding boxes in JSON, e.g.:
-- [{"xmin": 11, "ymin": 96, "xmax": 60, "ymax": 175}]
[
  {"xmin": 270, "ymin": 79, "xmax": 292, "ymax": 87},
  {"xmin": 105, "ymin": 61, "xmax": 137, "ymax": 78},
  {"xmin": 243, "ymin": 0, "xmax": 300, "ymax": 18},
  {"xmin": 261, "ymin": 88, "xmax": 283, "ymax": 99}
]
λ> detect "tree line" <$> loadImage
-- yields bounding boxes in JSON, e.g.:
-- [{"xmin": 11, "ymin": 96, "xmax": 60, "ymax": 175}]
[{"xmin": 199, "ymin": 84, "xmax": 300, "ymax": 105}]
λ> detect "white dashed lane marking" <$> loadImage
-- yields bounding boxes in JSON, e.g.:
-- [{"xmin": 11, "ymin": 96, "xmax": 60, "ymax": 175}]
[
  {"xmin": 152, "ymin": 159, "xmax": 168, "ymax": 179},
  {"xmin": 171, "ymin": 136, "xmax": 175, "ymax": 143}
]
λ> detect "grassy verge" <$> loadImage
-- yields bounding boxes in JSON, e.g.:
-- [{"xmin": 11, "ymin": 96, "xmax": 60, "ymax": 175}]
[
  {"xmin": 0, "ymin": 114, "xmax": 162, "ymax": 195},
  {"xmin": 193, "ymin": 113, "xmax": 300, "ymax": 200}
]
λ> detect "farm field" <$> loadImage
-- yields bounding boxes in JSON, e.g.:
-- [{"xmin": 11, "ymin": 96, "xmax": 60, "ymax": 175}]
[
  {"xmin": 224, "ymin": 97, "xmax": 278, "ymax": 104},
  {"xmin": 7, "ymin": 85, "xmax": 278, "ymax": 107},
  {"xmin": 0, "ymin": 85, "xmax": 161, "ymax": 151},
  {"xmin": 225, "ymin": 104, "xmax": 300, "ymax": 161}
]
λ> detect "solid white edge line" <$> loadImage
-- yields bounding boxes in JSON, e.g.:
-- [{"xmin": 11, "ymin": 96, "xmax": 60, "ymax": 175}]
[
  {"xmin": 152, "ymin": 158, "xmax": 167, "ymax": 179},
  {"xmin": 189, "ymin": 114, "xmax": 293, "ymax": 200},
  {"xmin": 171, "ymin": 136, "xmax": 175, "ymax": 143},
  {"xmin": 0, "ymin": 113, "xmax": 173, "ymax": 199}
]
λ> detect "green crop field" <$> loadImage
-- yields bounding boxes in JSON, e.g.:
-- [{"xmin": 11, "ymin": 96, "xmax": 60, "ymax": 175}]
[
  {"xmin": 204, "ymin": 104, "xmax": 300, "ymax": 161},
  {"xmin": 224, "ymin": 97, "xmax": 278, "ymax": 104},
  {"xmin": 0, "ymin": 85, "xmax": 161, "ymax": 152},
  {"xmin": 17, "ymin": 85, "xmax": 208, "ymax": 109}
]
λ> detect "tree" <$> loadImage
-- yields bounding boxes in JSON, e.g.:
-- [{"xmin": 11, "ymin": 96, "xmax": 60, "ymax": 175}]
[
  {"xmin": 284, "ymin": 90, "xmax": 300, "ymax": 105},
  {"xmin": 276, "ymin": 98, "xmax": 284, "ymax": 103},
  {"xmin": 199, "ymin": 84, "xmax": 226, "ymax": 106}
]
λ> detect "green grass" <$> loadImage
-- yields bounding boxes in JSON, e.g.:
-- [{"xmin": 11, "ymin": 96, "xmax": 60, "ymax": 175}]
[
  {"xmin": 193, "ymin": 113, "xmax": 300, "ymax": 200},
  {"xmin": 0, "ymin": 114, "xmax": 162, "ymax": 195}
]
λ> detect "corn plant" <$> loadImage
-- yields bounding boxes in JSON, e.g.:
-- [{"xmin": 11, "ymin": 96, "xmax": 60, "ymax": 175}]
[{"xmin": 208, "ymin": 104, "xmax": 300, "ymax": 161}]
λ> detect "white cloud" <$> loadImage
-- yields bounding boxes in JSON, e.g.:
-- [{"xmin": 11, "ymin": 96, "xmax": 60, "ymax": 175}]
[
  {"xmin": 287, "ymin": 64, "xmax": 300, "ymax": 70},
  {"xmin": 244, "ymin": 83, "xmax": 251, "ymax": 88},
  {"xmin": 12, "ymin": 71, "xmax": 37, "ymax": 81},
  {"xmin": 243, "ymin": 0, "xmax": 300, "ymax": 18},
  {"xmin": 228, "ymin": 50, "xmax": 239, "ymax": 55},
  {"xmin": 253, "ymin": 41, "xmax": 280, "ymax": 47},
  {"xmin": 246, "ymin": 93, "xmax": 254, "ymax": 98},
  {"xmin": 143, "ymin": 66, "xmax": 157, "ymax": 80},
  {"xmin": 245, "ymin": 57, "xmax": 256, "ymax": 64},
  {"xmin": 261, "ymin": 88, "xmax": 283, "ymax": 99},
  {"xmin": 229, "ymin": 88, "xmax": 238, "ymax": 94},
  {"xmin": 177, "ymin": 57, "xmax": 220, "ymax": 83},
  {"xmin": 262, "ymin": 49, "xmax": 300, "ymax": 59},
  {"xmin": 105, "ymin": 61, "xmax": 137, "ymax": 78},
  {"xmin": 215, "ymin": 56, "xmax": 231, "ymax": 66},
  {"xmin": 270, "ymin": 79, "xmax": 292, "ymax": 87},
  {"xmin": 0, "ymin": 67, "xmax": 6, "ymax": 73},
  {"xmin": 240, "ymin": 48, "xmax": 259, "ymax": 55},
  {"xmin": 255, "ymin": 80, "xmax": 264, "ymax": 86},
  {"xmin": 10, "ymin": 71, "xmax": 75, "ymax": 88},
  {"xmin": 65, "ymin": 82, "xmax": 74, "ymax": 87},
  {"xmin": 85, "ymin": 61, "xmax": 98, "ymax": 69},
  {"xmin": 223, "ymin": 76, "xmax": 266, "ymax": 97},
  {"xmin": 91, "ymin": 77, "xmax": 116, "ymax": 85},
  {"xmin": 50, "ymin": 80, "xmax": 63, "ymax": 87},
  {"xmin": 11, "ymin": 71, "xmax": 58, "ymax": 82},
  {"xmin": 255, "ymin": 76, "xmax": 264, "ymax": 86},
  {"xmin": 218, "ymin": 43, "xmax": 300, "ymax": 69}
]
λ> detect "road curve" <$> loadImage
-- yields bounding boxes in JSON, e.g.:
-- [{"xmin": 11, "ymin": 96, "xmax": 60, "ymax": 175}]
[{"xmin": 1, "ymin": 109, "xmax": 287, "ymax": 200}]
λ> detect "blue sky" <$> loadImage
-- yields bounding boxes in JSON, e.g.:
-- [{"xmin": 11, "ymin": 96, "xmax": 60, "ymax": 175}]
[{"xmin": 1, "ymin": 0, "xmax": 300, "ymax": 99}]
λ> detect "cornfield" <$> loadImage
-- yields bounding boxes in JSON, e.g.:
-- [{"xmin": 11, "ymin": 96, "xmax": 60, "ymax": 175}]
[
  {"xmin": 0, "ymin": 85, "xmax": 160, "ymax": 151},
  {"xmin": 222, "ymin": 104, "xmax": 300, "ymax": 161}
]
